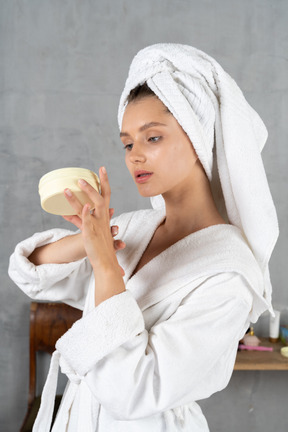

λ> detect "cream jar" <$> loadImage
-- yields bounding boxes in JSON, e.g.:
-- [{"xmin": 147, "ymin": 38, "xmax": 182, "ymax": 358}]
[{"xmin": 39, "ymin": 167, "xmax": 100, "ymax": 215}]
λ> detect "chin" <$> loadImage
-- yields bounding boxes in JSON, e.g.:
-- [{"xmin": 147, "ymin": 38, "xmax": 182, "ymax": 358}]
[
  {"xmin": 137, "ymin": 191, "xmax": 153, "ymax": 198},
  {"xmin": 136, "ymin": 187, "xmax": 161, "ymax": 198}
]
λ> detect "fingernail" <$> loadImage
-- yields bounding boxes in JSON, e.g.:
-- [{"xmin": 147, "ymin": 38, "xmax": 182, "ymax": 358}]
[
  {"xmin": 78, "ymin": 179, "xmax": 87, "ymax": 186},
  {"xmin": 64, "ymin": 188, "xmax": 72, "ymax": 197},
  {"xmin": 112, "ymin": 226, "xmax": 118, "ymax": 236},
  {"xmin": 101, "ymin": 166, "xmax": 107, "ymax": 174}
]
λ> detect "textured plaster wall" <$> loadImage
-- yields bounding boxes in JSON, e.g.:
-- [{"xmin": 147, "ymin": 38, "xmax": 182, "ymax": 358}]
[{"xmin": 1, "ymin": 0, "xmax": 287, "ymax": 430}]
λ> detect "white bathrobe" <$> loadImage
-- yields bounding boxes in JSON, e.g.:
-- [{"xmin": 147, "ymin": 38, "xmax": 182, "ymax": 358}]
[{"xmin": 9, "ymin": 208, "xmax": 268, "ymax": 431}]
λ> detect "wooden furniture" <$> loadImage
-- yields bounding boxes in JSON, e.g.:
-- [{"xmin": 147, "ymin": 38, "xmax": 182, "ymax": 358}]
[
  {"xmin": 20, "ymin": 302, "xmax": 82, "ymax": 432},
  {"xmin": 234, "ymin": 338, "xmax": 288, "ymax": 371}
]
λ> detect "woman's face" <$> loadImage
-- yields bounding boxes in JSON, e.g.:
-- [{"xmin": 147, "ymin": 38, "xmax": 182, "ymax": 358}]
[{"xmin": 120, "ymin": 96, "xmax": 198, "ymax": 199}]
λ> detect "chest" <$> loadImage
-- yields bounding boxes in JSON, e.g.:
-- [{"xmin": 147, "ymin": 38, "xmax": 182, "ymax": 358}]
[{"xmin": 130, "ymin": 227, "xmax": 182, "ymax": 278}]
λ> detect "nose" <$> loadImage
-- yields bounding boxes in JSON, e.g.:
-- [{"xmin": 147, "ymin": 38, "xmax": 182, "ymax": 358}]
[{"xmin": 128, "ymin": 145, "xmax": 146, "ymax": 164}]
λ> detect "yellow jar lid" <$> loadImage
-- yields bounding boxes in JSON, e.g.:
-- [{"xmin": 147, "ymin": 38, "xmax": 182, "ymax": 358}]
[{"xmin": 39, "ymin": 167, "xmax": 100, "ymax": 215}]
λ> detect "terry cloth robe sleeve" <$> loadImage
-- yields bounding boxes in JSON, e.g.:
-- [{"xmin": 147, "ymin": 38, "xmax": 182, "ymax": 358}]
[
  {"xmin": 8, "ymin": 228, "xmax": 92, "ymax": 310},
  {"xmin": 56, "ymin": 271, "xmax": 253, "ymax": 420}
]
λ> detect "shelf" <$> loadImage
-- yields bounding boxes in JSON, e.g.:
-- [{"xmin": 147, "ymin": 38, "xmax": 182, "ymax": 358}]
[{"xmin": 234, "ymin": 338, "xmax": 288, "ymax": 370}]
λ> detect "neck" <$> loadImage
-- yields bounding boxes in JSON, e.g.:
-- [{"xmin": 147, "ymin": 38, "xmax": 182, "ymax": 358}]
[{"xmin": 161, "ymin": 163, "xmax": 226, "ymax": 236}]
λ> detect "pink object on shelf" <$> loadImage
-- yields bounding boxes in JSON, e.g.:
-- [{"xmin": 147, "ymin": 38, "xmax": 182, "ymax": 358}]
[
  {"xmin": 243, "ymin": 327, "xmax": 260, "ymax": 346},
  {"xmin": 238, "ymin": 344, "xmax": 273, "ymax": 352}
]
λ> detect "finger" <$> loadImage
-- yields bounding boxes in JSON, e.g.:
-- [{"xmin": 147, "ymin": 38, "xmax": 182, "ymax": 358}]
[
  {"xmin": 78, "ymin": 179, "xmax": 102, "ymax": 207},
  {"xmin": 64, "ymin": 189, "xmax": 84, "ymax": 217},
  {"xmin": 81, "ymin": 204, "xmax": 94, "ymax": 240},
  {"xmin": 62, "ymin": 215, "xmax": 82, "ymax": 230},
  {"xmin": 82, "ymin": 202, "xmax": 92, "ymax": 221},
  {"xmin": 109, "ymin": 208, "xmax": 115, "ymax": 219},
  {"xmin": 111, "ymin": 225, "xmax": 119, "ymax": 237},
  {"xmin": 99, "ymin": 166, "xmax": 111, "ymax": 203},
  {"xmin": 114, "ymin": 240, "xmax": 126, "ymax": 251}
]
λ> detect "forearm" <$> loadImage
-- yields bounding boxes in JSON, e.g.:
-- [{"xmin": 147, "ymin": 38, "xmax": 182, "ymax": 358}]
[
  {"xmin": 28, "ymin": 232, "xmax": 86, "ymax": 265},
  {"xmin": 94, "ymin": 265, "xmax": 125, "ymax": 306}
]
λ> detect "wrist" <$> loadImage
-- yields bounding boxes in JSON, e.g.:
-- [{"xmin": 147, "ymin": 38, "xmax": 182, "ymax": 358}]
[{"xmin": 93, "ymin": 265, "xmax": 125, "ymax": 306}]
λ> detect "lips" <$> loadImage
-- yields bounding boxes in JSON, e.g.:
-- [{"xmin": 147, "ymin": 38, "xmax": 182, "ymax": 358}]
[{"xmin": 134, "ymin": 170, "xmax": 153, "ymax": 184}]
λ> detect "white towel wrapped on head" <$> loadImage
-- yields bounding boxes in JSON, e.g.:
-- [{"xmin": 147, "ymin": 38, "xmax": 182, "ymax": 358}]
[{"xmin": 118, "ymin": 43, "xmax": 278, "ymax": 311}]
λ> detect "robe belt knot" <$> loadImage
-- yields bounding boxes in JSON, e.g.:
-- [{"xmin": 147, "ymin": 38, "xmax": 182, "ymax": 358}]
[{"xmin": 59, "ymin": 356, "xmax": 83, "ymax": 385}]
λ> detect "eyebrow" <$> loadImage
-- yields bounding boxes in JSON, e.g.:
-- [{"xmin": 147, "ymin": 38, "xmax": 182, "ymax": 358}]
[{"xmin": 120, "ymin": 122, "xmax": 167, "ymax": 137}]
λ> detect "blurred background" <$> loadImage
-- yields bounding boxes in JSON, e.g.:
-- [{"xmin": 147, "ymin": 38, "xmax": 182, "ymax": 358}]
[{"xmin": 1, "ymin": 0, "xmax": 287, "ymax": 430}]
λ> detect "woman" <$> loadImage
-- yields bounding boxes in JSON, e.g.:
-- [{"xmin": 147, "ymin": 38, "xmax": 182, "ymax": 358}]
[{"xmin": 9, "ymin": 44, "xmax": 278, "ymax": 431}]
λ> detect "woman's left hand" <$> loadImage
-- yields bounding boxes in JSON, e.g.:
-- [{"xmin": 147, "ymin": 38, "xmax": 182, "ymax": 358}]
[
  {"xmin": 63, "ymin": 167, "xmax": 126, "ymax": 305},
  {"xmin": 78, "ymin": 167, "xmax": 120, "ymax": 269},
  {"xmin": 64, "ymin": 167, "xmax": 125, "ymax": 277},
  {"xmin": 78, "ymin": 167, "xmax": 126, "ymax": 304}
]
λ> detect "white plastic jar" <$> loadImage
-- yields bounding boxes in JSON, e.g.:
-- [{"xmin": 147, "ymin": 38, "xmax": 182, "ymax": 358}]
[{"xmin": 39, "ymin": 167, "xmax": 100, "ymax": 215}]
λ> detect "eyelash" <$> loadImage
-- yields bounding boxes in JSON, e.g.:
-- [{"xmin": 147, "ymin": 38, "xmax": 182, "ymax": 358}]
[
  {"xmin": 148, "ymin": 136, "xmax": 161, "ymax": 143},
  {"xmin": 124, "ymin": 144, "xmax": 133, "ymax": 151},
  {"xmin": 123, "ymin": 136, "xmax": 161, "ymax": 151}
]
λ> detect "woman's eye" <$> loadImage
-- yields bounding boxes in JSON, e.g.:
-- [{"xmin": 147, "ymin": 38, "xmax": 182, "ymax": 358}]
[
  {"xmin": 124, "ymin": 143, "xmax": 133, "ymax": 151},
  {"xmin": 148, "ymin": 136, "xmax": 161, "ymax": 143}
]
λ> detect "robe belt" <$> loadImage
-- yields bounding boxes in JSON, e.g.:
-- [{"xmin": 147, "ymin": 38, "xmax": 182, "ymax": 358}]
[{"xmin": 32, "ymin": 350, "xmax": 83, "ymax": 432}]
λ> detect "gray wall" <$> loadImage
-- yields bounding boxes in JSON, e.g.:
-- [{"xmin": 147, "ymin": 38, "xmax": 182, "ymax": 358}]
[{"xmin": 1, "ymin": 0, "xmax": 287, "ymax": 431}]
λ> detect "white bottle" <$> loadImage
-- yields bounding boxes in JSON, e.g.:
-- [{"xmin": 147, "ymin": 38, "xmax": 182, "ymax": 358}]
[{"xmin": 269, "ymin": 310, "xmax": 281, "ymax": 342}]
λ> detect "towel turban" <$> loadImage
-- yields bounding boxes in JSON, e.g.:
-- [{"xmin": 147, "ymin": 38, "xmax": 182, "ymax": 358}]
[{"xmin": 118, "ymin": 43, "xmax": 278, "ymax": 311}]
